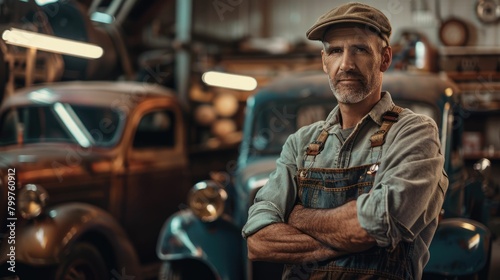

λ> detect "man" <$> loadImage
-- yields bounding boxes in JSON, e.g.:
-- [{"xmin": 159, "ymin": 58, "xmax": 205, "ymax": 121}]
[{"xmin": 242, "ymin": 2, "xmax": 448, "ymax": 279}]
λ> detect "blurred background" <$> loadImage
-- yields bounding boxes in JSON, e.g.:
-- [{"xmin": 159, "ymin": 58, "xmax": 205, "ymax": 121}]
[
  {"xmin": 1, "ymin": 0, "xmax": 500, "ymax": 279},
  {"xmin": 1, "ymin": 0, "xmax": 500, "ymax": 150}
]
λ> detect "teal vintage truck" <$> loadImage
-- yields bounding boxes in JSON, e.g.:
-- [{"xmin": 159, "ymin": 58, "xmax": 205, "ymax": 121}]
[{"xmin": 156, "ymin": 71, "xmax": 492, "ymax": 280}]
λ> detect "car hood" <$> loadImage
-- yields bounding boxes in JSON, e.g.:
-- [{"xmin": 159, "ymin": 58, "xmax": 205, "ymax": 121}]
[
  {"xmin": 236, "ymin": 156, "xmax": 278, "ymax": 192},
  {"xmin": 0, "ymin": 143, "xmax": 114, "ymax": 181}
]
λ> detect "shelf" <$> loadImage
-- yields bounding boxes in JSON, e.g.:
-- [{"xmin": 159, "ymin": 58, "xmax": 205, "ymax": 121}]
[
  {"xmin": 463, "ymin": 151, "xmax": 500, "ymax": 160},
  {"xmin": 439, "ymin": 46, "xmax": 500, "ymax": 56},
  {"xmin": 445, "ymin": 71, "xmax": 500, "ymax": 82}
]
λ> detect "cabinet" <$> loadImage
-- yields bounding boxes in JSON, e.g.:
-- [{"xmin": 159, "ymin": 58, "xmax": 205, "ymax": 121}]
[
  {"xmin": 439, "ymin": 47, "xmax": 500, "ymax": 161},
  {"xmin": 462, "ymin": 112, "xmax": 500, "ymax": 160},
  {"xmin": 459, "ymin": 84, "xmax": 500, "ymax": 161},
  {"xmin": 457, "ymin": 85, "xmax": 500, "ymax": 222}
]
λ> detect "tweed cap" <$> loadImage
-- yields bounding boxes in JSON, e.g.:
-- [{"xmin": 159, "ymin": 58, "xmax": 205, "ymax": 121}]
[{"xmin": 306, "ymin": 2, "xmax": 392, "ymax": 45}]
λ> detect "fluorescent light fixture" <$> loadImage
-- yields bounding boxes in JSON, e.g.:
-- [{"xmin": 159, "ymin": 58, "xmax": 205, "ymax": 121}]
[
  {"xmin": 35, "ymin": 0, "xmax": 58, "ymax": 5},
  {"xmin": 53, "ymin": 102, "xmax": 91, "ymax": 148},
  {"xmin": 202, "ymin": 71, "xmax": 257, "ymax": 91},
  {"xmin": 90, "ymin": 12, "xmax": 115, "ymax": 24},
  {"xmin": 2, "ymin": 28, "xmax": 103, "ymax": 59}
]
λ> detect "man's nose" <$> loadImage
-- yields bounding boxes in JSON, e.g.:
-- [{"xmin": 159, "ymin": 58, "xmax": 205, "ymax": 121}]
[{"xmin": 340, "ymin": 51, "xmax": 355, "ymax": 71}]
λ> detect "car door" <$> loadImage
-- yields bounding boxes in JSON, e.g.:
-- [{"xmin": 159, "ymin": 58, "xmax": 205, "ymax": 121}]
[{"xmin": 123, "ymin": 101, "xmax": 190, "ymax": 264}]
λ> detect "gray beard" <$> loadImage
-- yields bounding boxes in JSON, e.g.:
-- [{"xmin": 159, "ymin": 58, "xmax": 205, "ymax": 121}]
[{"xmin": 328, "ymin": 76, "xmax": 371, "ymax": 104}]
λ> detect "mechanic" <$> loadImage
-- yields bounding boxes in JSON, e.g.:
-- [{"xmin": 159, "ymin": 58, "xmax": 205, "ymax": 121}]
[{"xmin": 242, "ymin": 2, "xmax": 449, "ymax": 279}]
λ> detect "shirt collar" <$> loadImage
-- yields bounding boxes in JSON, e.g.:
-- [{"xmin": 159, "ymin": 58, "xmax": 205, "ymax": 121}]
[
  {"xmin": 321, "ymin": 91, "xmax": 395, "ymax": 131},
  {"xmin": 368, "ymin": 91, "xmax": 395, "ymax": 126}
]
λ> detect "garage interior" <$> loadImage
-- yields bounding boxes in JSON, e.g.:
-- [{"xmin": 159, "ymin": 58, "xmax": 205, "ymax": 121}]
[{"xmin": 0, "ymin": 0, "xmax": 500, "ymax": 279}]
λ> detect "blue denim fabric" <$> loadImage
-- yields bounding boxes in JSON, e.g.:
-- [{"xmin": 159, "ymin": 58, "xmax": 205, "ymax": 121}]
[
  {"xmin": 242, "ymin": 92, "xmax": 449, "ymax": 280},
  {"xmin": 297, "ymin": 164, "xmax": 376, "ymax": 208},
  {"xmin": 282, "ymin": 164, "xmax": 414, "ymax": 279}
]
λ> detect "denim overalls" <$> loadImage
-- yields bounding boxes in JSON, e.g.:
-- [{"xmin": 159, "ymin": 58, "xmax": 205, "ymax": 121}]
[{"xmin": 282, "ymin": 106, "xmax": 415, "ymax": 280}]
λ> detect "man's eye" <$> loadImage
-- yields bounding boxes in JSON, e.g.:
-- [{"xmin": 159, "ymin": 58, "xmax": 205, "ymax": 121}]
[
  {"xmin": 330, "ymin": 48, "xmax": 342, "ymax": 54},
  {"xmin": 355, "ymin": 47, "xmax": 367, "ymax": 53}
]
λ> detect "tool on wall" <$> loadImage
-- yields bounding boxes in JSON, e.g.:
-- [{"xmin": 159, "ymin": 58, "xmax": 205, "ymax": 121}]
[{"xmin": 475, "ymin": 0, "xmax": 500, "ymax": 24}]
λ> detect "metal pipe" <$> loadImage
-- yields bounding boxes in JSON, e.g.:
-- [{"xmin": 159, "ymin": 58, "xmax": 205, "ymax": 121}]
[
  {"xmin": 175, "ymin": 0, "xmax": 192, "ymax": 109},
  {"xmin": 25, "ymin": 47, "xmax": 36, "ymax": 87}
]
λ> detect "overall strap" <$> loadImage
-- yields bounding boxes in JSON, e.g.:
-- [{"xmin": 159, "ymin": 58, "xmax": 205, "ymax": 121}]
[
  {"xmin": 306, "ymin": 129, "xmax": 329, "ymax": 156},
  {"xmin": 370, "ymin": 105, "xmax": 403, "ymax": 147},
  {"xmin": 305, "ymin": 105, "xmax": 403, "ymax": 155}
]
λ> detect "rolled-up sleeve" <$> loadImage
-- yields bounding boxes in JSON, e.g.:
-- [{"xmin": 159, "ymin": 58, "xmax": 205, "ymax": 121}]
[
  {"xmin": 357, "ymin": 115, "xmax": 449, "ymax": 249},
  {"xmin": 242, "ymin": 134, "xmax": 300, "ymax": 239}
]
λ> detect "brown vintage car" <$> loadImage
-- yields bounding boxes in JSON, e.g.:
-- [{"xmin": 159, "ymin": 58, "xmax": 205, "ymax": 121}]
[{"xmin": 0, "ymin": 81, "xmax": 235, "ymax": 279}]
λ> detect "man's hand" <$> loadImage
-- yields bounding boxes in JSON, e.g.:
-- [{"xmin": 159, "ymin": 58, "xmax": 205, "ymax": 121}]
[
  {"xmin": 247, "ymin": 222, "xmax": 346, "ymax": 263},
  {"xmin": 287, "ymin": 200, "xmax": 376, "ymax": 252}
]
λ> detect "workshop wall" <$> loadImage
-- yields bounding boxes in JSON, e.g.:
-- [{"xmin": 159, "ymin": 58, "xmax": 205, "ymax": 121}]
[{"xmin": 194, "ymin": 0, "xmax": 500, "ymax": 47}]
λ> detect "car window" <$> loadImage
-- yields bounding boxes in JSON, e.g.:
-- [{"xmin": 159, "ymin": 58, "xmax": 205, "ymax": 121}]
[
  {"xmin": 0, "ymin": 106, "xmax": 74, "ymax": 145},
  {"xmin": 0, "ymin": 109, "xmax": 19, "ymax": 145},
  {"xmin": 71, "ymin": 105, "xmax": 123, "ymax": 146},
  {"xmin": 251, "ymin": 102, "xmax": 331, "ymax": 156},
  {"xmin": 399, "ymin": 101, "xmax": 438, "ymax": 125},
  {"xmin": 249, "ymin": 100, "xmax": 437, "ymax": 157},
  {"xmin": 0, "ymin": 104, "xmax": 123, "ymax": 147},
  {"xmin": 133, "ymin": 110, "xmax": 176, "ymax": 148}
]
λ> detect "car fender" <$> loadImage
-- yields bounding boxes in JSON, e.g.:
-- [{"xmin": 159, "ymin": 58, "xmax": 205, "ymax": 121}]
[
  {"xmin": 8, "ymin": 202, "xmax": 141, "ymax": 276},
  {"xmin": 425, "ymin": 217, "xmax": 491, "ymax": 276},
  {"xmin": 157, "ymin": 209, "xmax": 244, "ymax": 280}
]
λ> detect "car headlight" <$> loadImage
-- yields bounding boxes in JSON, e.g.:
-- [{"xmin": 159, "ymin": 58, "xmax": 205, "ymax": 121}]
[
  {"xmin": 19, "ymin": 184, "xmax": 49, "ymax": 219},
  {"xmin": 188, "ymin": 180, "xmax": 227, "ymax": 222}
]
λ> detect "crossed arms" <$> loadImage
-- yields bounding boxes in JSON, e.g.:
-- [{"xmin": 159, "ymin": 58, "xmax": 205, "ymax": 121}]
[
  {"xmin": 245, "ymin": 115, "xmax": 447, "ymax": 264},
  {"xmin": 246, "ymin": 200, "xmax": 376, "ymax": 263}
]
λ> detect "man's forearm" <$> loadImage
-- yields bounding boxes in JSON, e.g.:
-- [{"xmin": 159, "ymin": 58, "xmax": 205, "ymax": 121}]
[
  {"xmin": 247, "ymin": 222, "xmax": 346, "ymax": 263},
  {"xmin": 288, "ymin": 200, "xmax": 376, "ymax": 252}
]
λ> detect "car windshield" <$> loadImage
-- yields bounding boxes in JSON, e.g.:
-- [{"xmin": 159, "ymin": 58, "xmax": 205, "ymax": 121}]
[
  {"xmin": 250, "ymin": 101, "xmax": 333, "ymax": 157},
  {"xmin": 249, "ymin": 99, "xmax": 438, "ymax": 157},
  {"xmin": 397, "ymin": 100, "xmax": 439, "ymax": 126},
  {"xmin": 0, "ymin": 103, "xmax": 124, "ymax": 147}
]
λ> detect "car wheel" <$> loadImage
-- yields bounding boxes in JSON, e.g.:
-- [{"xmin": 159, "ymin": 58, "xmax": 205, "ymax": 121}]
[{"xmin": 55, "ymin": 242, "xmax": 109, "ymax": 280}]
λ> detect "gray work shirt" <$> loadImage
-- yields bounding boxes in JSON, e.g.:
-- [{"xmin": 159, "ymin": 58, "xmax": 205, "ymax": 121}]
[{"xmin": 242, "ymin": 92, "xmax": 449, "ymax": 279}]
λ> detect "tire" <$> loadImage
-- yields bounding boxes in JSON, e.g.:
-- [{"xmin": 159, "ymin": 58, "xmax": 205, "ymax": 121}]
[{"xmin": 55, "ymin": 242, "xmax": 109, "ymax": 280}]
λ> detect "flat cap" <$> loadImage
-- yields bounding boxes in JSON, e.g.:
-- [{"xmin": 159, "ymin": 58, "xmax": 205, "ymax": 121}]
[{"xmin": 306, "ymin": 2, "xmax": 391, "ymax": 45}]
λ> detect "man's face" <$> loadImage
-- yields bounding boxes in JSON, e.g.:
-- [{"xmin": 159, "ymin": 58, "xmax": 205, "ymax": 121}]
[{"xmin": 321, "ymin": 24, "xmax": 391, "ymax": 104}]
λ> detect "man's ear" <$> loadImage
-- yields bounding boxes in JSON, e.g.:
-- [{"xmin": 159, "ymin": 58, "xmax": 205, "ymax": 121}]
[{"xmin": 380, "ymin": 46, "xmax": 392, "ymax": 72}]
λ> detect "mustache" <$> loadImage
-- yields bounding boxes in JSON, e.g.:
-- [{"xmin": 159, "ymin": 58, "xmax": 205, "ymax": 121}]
[{"xmin": 334, "ymin": 71, "xmax": 365, "ymax": 84}]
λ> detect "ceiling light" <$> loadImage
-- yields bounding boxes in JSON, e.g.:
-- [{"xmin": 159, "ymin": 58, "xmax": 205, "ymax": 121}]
[
  {"xmin": 2, "ymin": 28, "xmax": 103, "ymax": 59},
  {"xmin": 34, "ymin": 0, "xmax": 58, "ymax": 5},
  {"xmin": 202, "ymin": 71, "xmax": 257, "ymax": 91}
]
